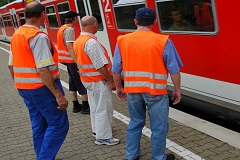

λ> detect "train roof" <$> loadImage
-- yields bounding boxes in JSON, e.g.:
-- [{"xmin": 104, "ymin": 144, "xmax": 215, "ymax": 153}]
[{"xmin": 0, "ymin": 0, "xmax": 23, "ymax": 9}]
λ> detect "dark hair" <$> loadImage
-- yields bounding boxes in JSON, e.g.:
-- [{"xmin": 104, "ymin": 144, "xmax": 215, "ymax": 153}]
[
  {"xmin": 138, "ymin": 21, "xmax": 154, "ymax": 26},
  {"xmin": 25, "ymin": 2, "xmax": 45, "ymax": 19},
  {"xmin": 64, "ymin": 11, "xmax": 79, "ymax": 23}
]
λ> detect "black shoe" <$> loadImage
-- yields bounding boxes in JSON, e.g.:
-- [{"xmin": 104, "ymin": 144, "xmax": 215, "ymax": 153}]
[
  {"xmin": 72, "ymin": 104, "xmax": 81, "ymax": 113},
  {"xmin": 134, "ymin": 156, "xmax": 140, "ymax": 160},
  {"xmin": 81, "ymin": 107, "xmax": 90, "ymax": 114},
  {"xmin": 126, "ymin": 156, "xmax": 140, "ymax": 160},
  {"xmin": 166, "ymin": 154, "xmax": 175, "ymax": 160}
]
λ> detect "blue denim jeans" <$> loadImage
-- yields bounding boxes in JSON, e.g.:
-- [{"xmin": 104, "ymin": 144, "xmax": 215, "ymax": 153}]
[{"xmin": 126, "ymin": 93, "xmax": 169, "ymax": 160}]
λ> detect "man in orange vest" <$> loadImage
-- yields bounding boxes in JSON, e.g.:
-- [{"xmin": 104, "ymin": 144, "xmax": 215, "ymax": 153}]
[
  {"xmin": 112, "ymin": 8, "xmax": 183, "ymax": 160},
  {"xmin": 194, "ymin": 0, "xmax": 214, "ymax": 31},
  {"xmin": 57, "ymin": 11, "xmax": 90, "ymax": 114},
  {"xmin": 73, "ymin": 16, "xmax": 119, "ymax": 145},
  {"xmin": 8, "ymin": 1, "xmax": 69, "ymax": 159}
]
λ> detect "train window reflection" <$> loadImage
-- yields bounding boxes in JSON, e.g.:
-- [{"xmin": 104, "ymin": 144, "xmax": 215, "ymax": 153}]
[
  {"xmin": 46, "ymin": 5, "xmax": 59, "ymax": 28},
  {"xmin": 57, "ymin": 2, "xmax": 70, "ymax": 25},
  {"xmin": 156, "ymin": 0, "xmax": 216, "ymax": 34},
  {"xmin": 18, "ymin": 13, "xmax": 25, "ymax": 25},
  {"xmin": 57, "ymin": 2, "xmax": 70, "ymax": 12},
  {"xmin": 89, "ymin": 1, "xmax": 103, "ymax": 31},
  {"xmin": 113, "ymin": 0, "xmax": 145, "ymax": 30}
]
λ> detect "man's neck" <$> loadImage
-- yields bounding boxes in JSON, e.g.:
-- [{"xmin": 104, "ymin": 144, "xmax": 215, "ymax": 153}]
[
  {"xmin": 65, "ymin": 23, "xmax": 73, "ymax": 27},
  {"xmin": 25, "ymin": 18, "xmax": 41, "ymax": 28}
]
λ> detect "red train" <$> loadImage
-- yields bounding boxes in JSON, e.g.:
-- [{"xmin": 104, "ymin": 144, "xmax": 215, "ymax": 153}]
[{"xmin": 0, "ymin": 0, "xmax": 239, "ymax": 123}]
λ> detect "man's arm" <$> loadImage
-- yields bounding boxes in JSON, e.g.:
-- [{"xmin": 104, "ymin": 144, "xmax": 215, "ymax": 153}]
[
  {"xmin": 170, "ymin": 72, "xmax": 181, "ymax": 105},
  {"xmin": 32, "ymin": 34, "xmax": 68, "ymax": 110},
  {"xmin": 37, "ymin": 67, "xmax": 68, "ymax": 110},
  {"xmin": 64, "ymin": 28, "xmax": 77, "ymax": 62},
  {"xmin": 8, "ymin": 51, "xmax": 14, "ymax": 79},
  {"xmin": 8, "ymin": 65, "xmax": 14, "ymax": 79},
  {"xmin": 66, "ymin": 42, "xmax": 77, "ymax": 62},
  {"xmin": 112, "ymin": 43, "xmax": 126, "ymax": 100},
  {"xmin": 97, "ymin": 66, "xmax": 116, "ymax": 90},
  {"xmin": 113, "ymin": 73, "xmax": 126, "ymax": 100}
]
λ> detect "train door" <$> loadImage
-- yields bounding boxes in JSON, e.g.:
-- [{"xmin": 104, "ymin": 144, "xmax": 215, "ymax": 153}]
[
  {"xmin": 0, "ymin": 14, "xmax": 6, "ymax": 37},
  {"xmin": 75, "ymin": 0, "xmax": 113, "ymax": 60},
  {"xmin": 9, "ymin": 9, "xmax": 19, "ymax": 31}
]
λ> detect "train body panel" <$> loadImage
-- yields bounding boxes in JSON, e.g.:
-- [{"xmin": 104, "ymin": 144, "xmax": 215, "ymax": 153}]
[{"xmin": 0, "ymin": 0, "xmax": 239, "ymax": 118}]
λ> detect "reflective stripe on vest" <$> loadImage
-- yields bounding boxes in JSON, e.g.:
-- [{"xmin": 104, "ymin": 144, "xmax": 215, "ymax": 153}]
[
  {"xmin": 13, "ymin": 66, "xmax": 58, "ymax": 73},
  {"xmin": 13, "ymin": 66, "xmax": 59, "ymax": 83},
  {"xmin": 14, "ymin": 75, "xmax": 59, "ymax": 83},
  {"xmin": 58, "ymin": 49, "xmax": 74, "ymax": 62},
  {"xmin": 77, "ymin": 57, "xmax": 111, "ymax": 76},
  {"xmin": 123, "ymin": 71, "xmax": 167, "ymax": 90}
]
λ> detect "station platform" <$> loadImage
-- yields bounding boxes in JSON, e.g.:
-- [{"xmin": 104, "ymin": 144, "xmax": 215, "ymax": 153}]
[{"xmin": 0, "ymin": 43, "xmax": 240, "ymax": 160}]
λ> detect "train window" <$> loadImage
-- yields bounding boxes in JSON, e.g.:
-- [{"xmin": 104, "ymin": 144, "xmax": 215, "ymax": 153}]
[
  {"xmin": 76, "ymin": 0, "xmax": 103, "ymax": 31},
  {"xmin": 18, "ymin": 13, "xmax": 25, "ymax": 25},
  {"xmin": 0, "ymin": 18, "xmax": 3, "ymax": 28},
  {"xmin": 3, "ymin": 16, "xmax": 12, "ymax": 28},
  {"xmin": 46, "ymin": 5, "xmax": 59, "ymax": 28},
  {"xmin": 57, "ymin": 2, "xmax": 70, "ymax": 25},
  {"xmin": 11, "ymin": 15, "xmax": 19, "ymax": 28},
  {"xmin": 113, "ymin": 0, "xmax": 145, "ymax": 30},
  {"xmin": 88, "ymin": 1, "xmax": 103, "ymax": 31},
  {"xmin": 76, "ymin": 0, "xmax": 87, "ymax": 18},
  {"xmin": 156, "ymin": 0, "xmax": 217, "ymax": 34},
  {"xmin": 3, "ymin": 17, "xmax": 7, "ymax": 27}
]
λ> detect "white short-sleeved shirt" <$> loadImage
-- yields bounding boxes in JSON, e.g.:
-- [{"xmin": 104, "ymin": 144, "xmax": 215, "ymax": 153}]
[
  {"xmin": 64, "ymin": 26, "xmax": 75, "ymax": 44},
  {"xmin": 81, "ymin": 32, "xmax": 109, "ymax": 69},
  {"xmin": 9, "ymin": 25, "xmax": 55, "ymax": 69}
]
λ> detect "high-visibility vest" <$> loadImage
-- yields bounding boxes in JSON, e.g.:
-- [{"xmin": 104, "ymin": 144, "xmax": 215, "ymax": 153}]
[
  {"xmin": 73, "ymin": 35, "xmax": 112, "ymax": 82},
  {"xmin": 10, "ymin": 26, "xmax": 59, "ymax": 89},
  {"xmin": 117, "ymin": 30, "xmax": 169, "ymax": 95},
  {"xmin": 57, "ymin": 25, "xmax": 75, "ymax": 63},
  {"xmin": 194, "ymin": 2, "xmax": 214, "ymax": 31}
]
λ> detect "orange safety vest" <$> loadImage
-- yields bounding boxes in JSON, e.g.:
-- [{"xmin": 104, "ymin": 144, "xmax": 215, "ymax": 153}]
[
  {"xmin": 10, "ymin": 26, "xmax": 59, "ymax": 89},
  {"xmin": 73, "ymin": 35, "xmax": 112, "ymax": 82},
  {"xmin": 57, "ymin": 25, "xmax": 75, "ymax": 63},
  {"xmin": 117, "ymin": 30, "xmax": 169, "ymax": 95},
  {"xmin": 194, "ymin": 2, "xmax": 214, "ymax": 31}
]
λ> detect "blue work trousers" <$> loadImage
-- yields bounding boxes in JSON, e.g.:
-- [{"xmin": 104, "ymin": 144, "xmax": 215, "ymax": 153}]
[
  {"xmin": 18, "ymin": 79, "xmax": 69, "ymax": 160},
  {"xmin": 126, "ymin": 93, "xmax": 169, "ymax": 160}
]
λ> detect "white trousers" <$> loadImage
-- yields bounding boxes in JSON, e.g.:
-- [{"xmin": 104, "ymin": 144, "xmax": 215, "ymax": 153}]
[{"xmin": 83, "ymin": 80, "xmax": 113, "ymax": 139}]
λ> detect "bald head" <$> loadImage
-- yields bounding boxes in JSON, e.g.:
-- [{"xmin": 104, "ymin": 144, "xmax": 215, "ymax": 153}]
[
  {"xmin": 25, "ymin": 1, "xmax": 45, "ymax": 19},
  {"xmin": 81, "ymin": 16, "xmax": 97, "ymax": 27}
]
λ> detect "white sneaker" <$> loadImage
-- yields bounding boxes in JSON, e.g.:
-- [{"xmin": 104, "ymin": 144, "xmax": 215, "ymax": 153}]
[{"xmin": 95, "ymin": 138, "xmax": 120, "ymax": 145}]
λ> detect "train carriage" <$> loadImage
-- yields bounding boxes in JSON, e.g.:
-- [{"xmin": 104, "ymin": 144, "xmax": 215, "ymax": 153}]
[{"xmin": 0, "ymin": 0, "xmax": 239, "ymax": 123}]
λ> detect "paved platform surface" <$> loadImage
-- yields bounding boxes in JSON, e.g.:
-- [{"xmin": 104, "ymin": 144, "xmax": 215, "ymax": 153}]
[{"xmin": 0, "ymin": 43, "xmax": 240, "ymax": 160}]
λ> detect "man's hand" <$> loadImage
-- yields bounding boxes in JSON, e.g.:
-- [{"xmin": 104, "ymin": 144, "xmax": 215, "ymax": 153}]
[
  {"xmin": 108, "ymin": 81, "xmax": 116, "ymax": 90},
  {"xmin": 116, "ymin": 88, "xmax": 127, "ymax": 101},
  {"xmin": 170, "ymin": 72, "xmax": 181, "ymax": 105},
  {"xmin": 56, "ymin": 95, "xmax": 68, "ymax": 110},
  {"xmin": 171, "ymin": 90, "xmax": 181, "ymax": 105}
]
